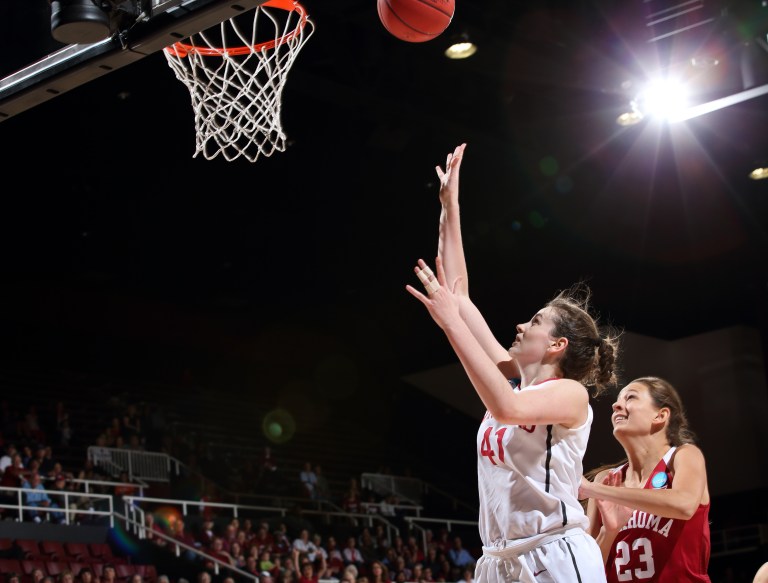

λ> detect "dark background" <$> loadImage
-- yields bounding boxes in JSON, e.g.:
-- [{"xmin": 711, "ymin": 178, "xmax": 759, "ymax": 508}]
[{"xmin": 1, "ymin": 1, "xmax": 768, "ymax": 578}]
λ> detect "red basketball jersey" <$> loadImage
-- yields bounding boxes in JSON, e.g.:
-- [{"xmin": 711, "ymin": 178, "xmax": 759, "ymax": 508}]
[{"xmin": 606, "ymin": 447, "xmax": 711, "ymax": 583}]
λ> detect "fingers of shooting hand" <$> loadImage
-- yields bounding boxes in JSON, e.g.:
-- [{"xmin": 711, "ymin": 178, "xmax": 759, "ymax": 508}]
[
  {"xmin": 434, "ymin": 256, "xmax": 448, "ymax": 285},
  {"xmin": 405, "ymin": 284, "xmax": 431, "ymax": 306}
]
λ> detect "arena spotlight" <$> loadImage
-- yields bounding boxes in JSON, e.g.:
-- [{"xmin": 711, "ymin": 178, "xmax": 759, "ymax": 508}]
[
  {"xmin": 631, "ymin": 78, "xmax": 689, "ymax": 122},
  {"xmin": 445, "ymin": 33, "xmax": 477, "ymax": 59}
]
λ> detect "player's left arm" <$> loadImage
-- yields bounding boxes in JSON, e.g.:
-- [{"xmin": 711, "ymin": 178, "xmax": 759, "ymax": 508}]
[{"xmin": 580, "ymin": 444, "xmax": 708, "ymax": 520}]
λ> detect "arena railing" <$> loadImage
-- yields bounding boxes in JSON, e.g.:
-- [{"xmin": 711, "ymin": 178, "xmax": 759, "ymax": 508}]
[
  {"xmin": 123, "ymin": 494, "xmax": 402, "ymax": 545},
  {"xmin": 361, "ymin": 472, "xmax": 477, "ymax": 517},
  {"xmin": 87, "ymin": 446, "xmax": 184, "ymax": 482},
  {"xmin": 0, "ymin": 484, "xmax": 114, "ymax": 526}
]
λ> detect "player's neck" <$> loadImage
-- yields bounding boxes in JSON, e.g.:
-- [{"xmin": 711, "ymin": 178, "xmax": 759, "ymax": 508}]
[
  {"xmin": 519, "ymin": 363, "xmax": 560, "ymax": 388},
  {"xmin": 623, "ymin": 437, "xmax": 672, "ymax": 482}
]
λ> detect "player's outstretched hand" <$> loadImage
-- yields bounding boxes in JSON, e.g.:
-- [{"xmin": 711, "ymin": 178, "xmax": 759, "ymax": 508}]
[
  {"xmin": 436, "ymin": 143, "xmax": 466, "ymax": 207},
  {"xmin": 406, "ymin": 257, "xmax": 462, "ymax": 330}
]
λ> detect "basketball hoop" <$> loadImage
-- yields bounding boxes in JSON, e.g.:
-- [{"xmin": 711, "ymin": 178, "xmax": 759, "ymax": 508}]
[{"xmin": 163, "ymin": 0, "xmax": 313, "ymax": 162}]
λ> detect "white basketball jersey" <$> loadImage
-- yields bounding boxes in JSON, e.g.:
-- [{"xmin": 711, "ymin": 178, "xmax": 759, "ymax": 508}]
[{"xmin": 476, "ymin": 381, "xmax": 592, "ymax": 546}]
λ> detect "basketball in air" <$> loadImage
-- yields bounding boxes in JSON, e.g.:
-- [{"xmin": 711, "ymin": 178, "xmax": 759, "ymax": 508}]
[{"xmin": 377, "ymin": 0, "xmax": 455, "ymax": 43}]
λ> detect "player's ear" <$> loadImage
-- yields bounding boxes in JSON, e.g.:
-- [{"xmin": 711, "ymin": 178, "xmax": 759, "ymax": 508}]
[
  {"xmin": 548, "ymin": 336, "xmax": 568, "ymax": 355},
  {"xmin": 654, "ymin": 407, "xmax": 670, "ymax": 425}
]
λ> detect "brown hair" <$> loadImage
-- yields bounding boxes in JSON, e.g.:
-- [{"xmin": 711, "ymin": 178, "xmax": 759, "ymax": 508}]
[
  {"xmin": 629, "ymin": 376, "xmax": 697, "ymax": 445},
  {"xmin": 546, "ymin": 282, "xmax": 621, "ymax": 397}
]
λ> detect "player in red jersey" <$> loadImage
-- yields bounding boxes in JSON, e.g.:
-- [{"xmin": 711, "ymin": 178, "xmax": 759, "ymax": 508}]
[{"xmin": 580, "ymin": 376, "xmax": 711, "ymax": 582}]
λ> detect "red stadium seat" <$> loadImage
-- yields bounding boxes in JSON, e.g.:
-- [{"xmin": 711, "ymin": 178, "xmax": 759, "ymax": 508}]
[
  {"xmin": 115, "ymin": 563, "xmax": 136, "ymax": 579},
  {"xmin": 64, "ymin": 542, "xmax": 94, "ymax": 562},
  {"xmin": 69, "ymin": 562, "xmax": 87, "ymax": 576},
  {"xmin": 0, "ymin": 559, "xmax": 23, "ymax": 576},
  {"xmin": 45, "ymin": 561, "xmax": 67, "ymax": 577},
  {"xmin": 136, "ymin": 564, "xmax": 158, "ymax": 582},
  {"xmin": 20, "ymin": 559, "xmax": 47, "ymax": 575},
  {"xmin": 41, "ymin": 540, "xmax": 68, "ymax": 561},
  {"xmin": 16, "ymin": 539, "xmax": 45, "ymax": 560},
  {"xmin": 89, "ymin": 542, "xmax": 114, "ymax": 561}
]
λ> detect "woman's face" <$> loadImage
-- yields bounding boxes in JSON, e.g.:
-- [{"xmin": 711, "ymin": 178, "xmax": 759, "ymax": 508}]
[
  {"xmin": 612, "ymin": 382, "xmax": 664, "ymax": 437},
  {"xmin": 510, "ymin": 307, "xmax": 559, "ymax": 365}
]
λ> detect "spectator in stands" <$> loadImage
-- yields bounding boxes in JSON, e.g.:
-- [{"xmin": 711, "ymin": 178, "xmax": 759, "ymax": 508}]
[
  {"xmin": 222, "ymin": 519, "xmax": 239, "ymax": 551},
  {"xmin": 258, "ymin": 549, "xmax": 278, "ymax": 575},
  {"xmin": 47, "ymin": 473, "xmax": 70, "ymax": 523},
  {"xmin": 292, "ymin": 528, "xmax": 318, "ymax": 562},
  {"xmin": 59, "ymin": 570, "xmax": 75, "ymax": 583},
  {"xmin": 251, "ymin": 522, "xmax": 274, "ymax": 555},
  {"xmin": 196, "ymin": 572, "xmax": 211, "ymax": 583},
  {"xmin": 369, "ymin": 560, "xmax": 391, "ymax": 583},
  {"xmin": 293, "ymin": 547, "xmax": 329, "ymax": 583},
  {"xmin": 196, "ymin": 517, "xmax": 217, "ymax": 549},
  {"xmin": 378, "ymin": 494, "xmax": 397, "ymax": 519},
  {"xmin": 341, "ymin": 536, "xmax": 364, "ymax": 571},
  {"xmin": 340, "ymin": 565, "xmax": 358, "ymax": 583},
  {"xmin": 299, "ymin": 462, "xmax": 318, "ymax": 500},
  {"xmin": 325, "ymin": 535, "xmax": 345, "ymax": 579},
  {"xmin": 422, "ymin": 546, "xmax": 441, "ymax": 576},
  {"xmin": 272, "ymin": 523, "xmax": 293, "ymax": 558},
  {"xmin": 2, "ymin": 452, "xmax": 26, "ymax": 486},
  {"xmin": 101, "ymin": 564, "xmax": 117, "ymax": 583},
  {"xmin": 30, "ymin": 569, "xmax": 45, "ymax": 583},
  {"xmin": 230, "ymin": 540, "xmax": 247, "ymax": 569},
  {"xmin": 410, "ymin": 564, "xmax": 425, "ymax": 582},
  {"xmin": 0, "ymin": 443, "xmax": 16, "ymax": 473},
  {"xmin": 447, "ymin": 537, "xmax": 474, "ymax": 570},
  {"xmin": 434, "ymin": 529, "xmax": 451, "ymax": 556},
  {"xmin": 437, "ymin": 557, "xmax": 454, "ymax": 582},
  {"xmin": 341, "ymin": 481, "xmax": 361, "ymax": 515},
  {"xmin": 363, "ymin": 494, "xmax": 380, "ymax": 516},
  {"xmin": 381, "ymin": 548, "xmax": 399, "ymax": 573},
  {"xmin": 144, "ymin": 511, "xmax": 168, "ymax": 548},
  {"xmin": 4, "ymin": 573, "xmax": 20, "ymax": 583},
  {"xmin": 172, "ymin": 517, "xmax": 200, "ymax": 561},
  {"xmin": 312, "ymin": 533, "xmax": 328, "ymax": 564},
  {"xmin": 393, "ymin": 557, "xmax": 411, "ymax": 582},
  {"xmin": 358, "ymin": 528, "xmax": 378, "ymax": 564},
  {"xmin": 259, "ymin": 572, "xmax": 275, "ymax": 583},
  {"xmin": 206, "ymin": 536, "xmax": 236, "ymax": 569},
  {"xmin": 19, "ymin": 444, "xmax": 33, "ymax": 467},
  {"xmin": 457, "ymin": 566, "xmax": 475, "ymax": 583},
  {"xmin": 246, "ymin": 555, "xmax": 260, "ymax": 576},
  {"xmin": 22, "ymin": 471, "xmax": 57, "ymax": 522},
  {"xmin": 406, "ymin": 535, "xmax": 425, "ymax": 565},
  {"xmin": 34, "ymin": 445, "xmax": 56, "ymax": 477},
  {"xmin": 372, "ymin": 525, "xmax": 390, "ymax": 557},
  {"xmin": 156, "ymin": 575, "xmax": 170, "ymax": 583},
  {"xmin": 314, "ymin": 464, "xmax": 330, "ymax": 502},
  {"xmin": 77, "ymin": 568, "xmax": 95, "ymax": 583}
]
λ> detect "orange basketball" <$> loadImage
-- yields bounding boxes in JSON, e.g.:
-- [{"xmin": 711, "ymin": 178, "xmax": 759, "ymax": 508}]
[{"xmin": 377, "ymin": 0, "xmax": 455, "ymax": 43}]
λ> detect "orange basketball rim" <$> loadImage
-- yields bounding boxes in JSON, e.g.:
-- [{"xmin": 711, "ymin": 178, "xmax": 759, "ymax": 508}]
[{"xmin": 165, "ymin": 0, "xmax": 310, "ymax": 57}]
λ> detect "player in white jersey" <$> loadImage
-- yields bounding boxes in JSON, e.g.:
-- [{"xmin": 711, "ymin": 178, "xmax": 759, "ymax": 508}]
[{"xmin": 405, "ymin": 143, "xmax": 620, "ymax": 582}]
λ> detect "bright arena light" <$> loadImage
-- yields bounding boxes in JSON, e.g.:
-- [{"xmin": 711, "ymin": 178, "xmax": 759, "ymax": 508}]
[{"xmin": 633, "ymin": 78, "xmax": 689, "ymax": 122}]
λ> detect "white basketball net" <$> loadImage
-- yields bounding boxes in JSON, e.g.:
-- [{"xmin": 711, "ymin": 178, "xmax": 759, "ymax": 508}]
[{"xmin": 163, "ymin": 0, "xmax": 314, "ymax": 162}]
